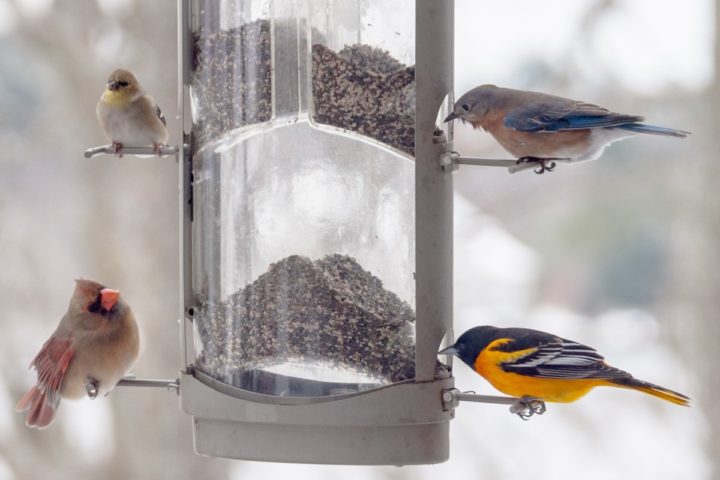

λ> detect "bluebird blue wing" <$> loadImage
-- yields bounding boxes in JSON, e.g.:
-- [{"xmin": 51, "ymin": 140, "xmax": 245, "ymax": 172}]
[{"xmin": 504, "ymin": 101, "xmax": 644, "ymax": 132}]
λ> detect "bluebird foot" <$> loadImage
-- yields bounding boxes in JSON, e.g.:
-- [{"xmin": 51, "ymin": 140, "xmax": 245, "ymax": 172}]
[
  {"xmin": 85, "ymin": 376, "xmax": 100, "ymax": 399},
  {"xmin": 517, "ymin": 157, "xmax": 558, "ymax": 174},
  {"xmin": 510, "ymin": 396, "xmax": 546, "ymax": 420}
]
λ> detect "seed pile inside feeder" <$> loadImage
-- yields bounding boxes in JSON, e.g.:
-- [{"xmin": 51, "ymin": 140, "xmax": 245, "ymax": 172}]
[
  {"xmin": 311, "ymin": 44, "xmax": 416, "ymax": 155},
  {"xmin": 190, "ymin": 20, "xmax": 416, "ymax": 154},
  {"xmin": 191, "ymin": 19, "xmax": 273, "ymax": 148},
  {"xmin": 191, "ymin": 23, "xmax": 429, "ymax": 392},
  {"xmin": 195, "ymin": 254, "xmax": 421, "ymax": 387}
]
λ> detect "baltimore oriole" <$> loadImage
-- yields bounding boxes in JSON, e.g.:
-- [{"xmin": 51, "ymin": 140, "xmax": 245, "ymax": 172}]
[{"xmin": 440, "ymin": 326, "xmax": 689, "ymax": 418}]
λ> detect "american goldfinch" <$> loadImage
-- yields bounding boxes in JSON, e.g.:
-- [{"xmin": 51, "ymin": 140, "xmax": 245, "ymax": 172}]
[
  {"xmin": 16, "ymin": 279, "xmax": 140, "ymax": 429},
  {"xmin": 96, "ymin": 69, "xmax": 169, "ymax": 156}
]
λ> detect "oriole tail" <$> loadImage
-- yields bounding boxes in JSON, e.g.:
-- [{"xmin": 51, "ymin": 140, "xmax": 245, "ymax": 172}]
[{"xmin": 609, "ymin": 377, "xmax": 690, "ymax": 406}]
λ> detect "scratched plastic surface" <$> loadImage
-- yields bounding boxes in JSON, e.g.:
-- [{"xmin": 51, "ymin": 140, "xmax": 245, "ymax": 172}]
[{"xmin": 189, "ymin": 0, "xmax": 417, "ymax": 396}]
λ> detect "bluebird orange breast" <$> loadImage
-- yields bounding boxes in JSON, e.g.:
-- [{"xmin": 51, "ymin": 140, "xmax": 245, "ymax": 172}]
[{"xmin": 475, "ymin": 112, "xmax": 592, "ymax": 159}]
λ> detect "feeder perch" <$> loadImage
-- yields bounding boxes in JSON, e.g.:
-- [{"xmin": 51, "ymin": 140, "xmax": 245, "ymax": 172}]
[
  {"xmin": 84, "ymin": 144, "xmax": 180, "ymax": 158},
  {"xmin": 440, "ymin": 152, "xmax": 574, "ymax": 174}
]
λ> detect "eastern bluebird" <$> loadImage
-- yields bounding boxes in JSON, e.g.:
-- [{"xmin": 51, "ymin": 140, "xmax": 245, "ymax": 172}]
[{"xmin": 445, "ymin": 85, "xmax": 689, "ymax": 173}]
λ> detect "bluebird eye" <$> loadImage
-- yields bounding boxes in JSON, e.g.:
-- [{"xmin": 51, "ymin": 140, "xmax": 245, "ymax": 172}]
[{"xmin": 461, "ymin": 104, "xmax": 470, "ymax": 112}]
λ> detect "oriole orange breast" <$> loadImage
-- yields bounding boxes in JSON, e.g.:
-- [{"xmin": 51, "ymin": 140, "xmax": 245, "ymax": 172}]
[{"xmin": 439, "ymin": 326, "xmax": 689, "ymax": 406}]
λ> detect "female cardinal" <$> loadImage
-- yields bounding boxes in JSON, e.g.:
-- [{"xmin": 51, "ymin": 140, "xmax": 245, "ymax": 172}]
[{"xmin": 16, "ymin": 279, "xmax": 140, "ymax": 429}]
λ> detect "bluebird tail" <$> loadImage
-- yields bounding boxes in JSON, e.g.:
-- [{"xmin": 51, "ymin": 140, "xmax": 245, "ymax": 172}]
[
  {"xmin": 617, "ymin": 123, "xmax": 690, "ymax": 138},
  {"xmin": 609, "ymin": 377, "xmax": 690, "ymax": 406}
]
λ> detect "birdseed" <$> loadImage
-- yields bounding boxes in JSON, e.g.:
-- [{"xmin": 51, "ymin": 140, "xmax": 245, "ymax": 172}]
[
  {"xmin": 190, "ymin": 21, "xmax": 416, "ymax": 154},
  {"xmin": 311, "ymin": 44, "xmax": 415, "ymax": 155},
  {"xmin": 191, "ymin": 22, "xmax": 428, "ymax": 393},
  {"xmin": 190, "ymin": 19, "xmax": 273, "ymax": 149},
  {"xmin": 195, "ymin": 254, "xmax": 426, "ymax": 390}
]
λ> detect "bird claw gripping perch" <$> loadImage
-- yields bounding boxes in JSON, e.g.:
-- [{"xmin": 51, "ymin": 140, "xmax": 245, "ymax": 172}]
[
  {"xmin": 516, "ymin": 157, "xmax": 560, "ymax": 174},
  {"xmin": 510, "ymin": 396, "xmax": 546, "ymax": 420},
  {"xmin": 85, "ymin": 377, "xmax": 100, "ymax": 399},
  {"xmin": 112, "ymin": 142, "xmax": 124, "ymax": 157},
  {"xmin": 153, "ymin": 143, "xmax": 165, "ymax": 156}
]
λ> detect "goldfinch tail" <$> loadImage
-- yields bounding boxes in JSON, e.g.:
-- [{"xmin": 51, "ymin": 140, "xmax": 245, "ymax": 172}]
[{"xmin": 609, "ymin": 377, "xmax": 690, "ymax": 406}]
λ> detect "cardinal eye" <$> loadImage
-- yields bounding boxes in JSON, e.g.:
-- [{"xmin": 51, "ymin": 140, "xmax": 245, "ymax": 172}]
[
  {"xmin": 461, "ymin": 104, "xmax": 470, "ymax": 112},
  {"xmin": 87, "ymin": 295, "xmax": 102, "ymax": 313}
]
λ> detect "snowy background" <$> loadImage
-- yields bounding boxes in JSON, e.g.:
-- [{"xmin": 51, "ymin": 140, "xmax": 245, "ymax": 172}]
[{"xmin": 0, "ymin": 0, "xmax": 717, "ymax": 479}]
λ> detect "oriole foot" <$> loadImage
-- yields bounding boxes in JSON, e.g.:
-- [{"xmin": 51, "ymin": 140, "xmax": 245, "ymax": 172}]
[{"xmin": 510, "ymin": 396, "xmax": 546, "ymax": 420}]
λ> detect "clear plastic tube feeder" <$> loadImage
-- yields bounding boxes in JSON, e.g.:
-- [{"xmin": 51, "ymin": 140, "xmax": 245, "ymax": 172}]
[{"xmin": 178, "ymin": 0, "xmax": 455, "ymax": 464}]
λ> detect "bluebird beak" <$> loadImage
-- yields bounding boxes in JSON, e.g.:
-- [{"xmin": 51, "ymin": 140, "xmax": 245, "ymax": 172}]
[
  {"xmin": 438, "ymin": 345, "xmax": 458, "ymax": 356},
  {"xmin": 443, "ymin": 112, "xmax": 459, "ymax": 123},
  {"xmin": 108, "ymin": 81, "xmax": 120, "ymax": 91}
]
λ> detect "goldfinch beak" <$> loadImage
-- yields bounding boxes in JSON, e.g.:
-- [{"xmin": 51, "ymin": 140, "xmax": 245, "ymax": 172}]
[
  {"xmin": 108, "ymin": 81, "xmax": 120, "ymax": 91},
  {"xmin": 438, "ymin": 345, "xmax": 458, "ymax": 356}
]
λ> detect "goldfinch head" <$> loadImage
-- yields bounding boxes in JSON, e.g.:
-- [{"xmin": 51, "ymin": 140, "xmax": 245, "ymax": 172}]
[{"xmin": 103, "ymin": 69, "xmax": 141, "ymax": 102}]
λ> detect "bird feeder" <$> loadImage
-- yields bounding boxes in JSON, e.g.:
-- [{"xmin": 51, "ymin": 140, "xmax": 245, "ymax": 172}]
[{"xmin": 177, "ymin": 0, "xmax": 455, "ymax": 465}]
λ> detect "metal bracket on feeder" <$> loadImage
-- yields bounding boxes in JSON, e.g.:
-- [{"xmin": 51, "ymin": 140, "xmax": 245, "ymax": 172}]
[
  {"xmin": 441, "ymin": 388, "xmax": 519, "ymax": 411},
  {"xmin": 116, "ymin": 375, "xmax": 180, "ymax": 394},
  {"xmin": 441, "ymin": 388, "xmax": 547, "ymax": 420},
  {"xmin": 83, "ymin": 144, "xmax": 180, "ymax": 159},
  {"xmin": 441, "ymin": 151, "xmax": 573, "ymax": 174}
]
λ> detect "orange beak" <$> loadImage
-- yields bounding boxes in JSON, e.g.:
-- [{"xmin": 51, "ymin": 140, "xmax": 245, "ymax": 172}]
[{"xmin": 100, "ymin": 288, "xmax": 120, "ymax": 311}]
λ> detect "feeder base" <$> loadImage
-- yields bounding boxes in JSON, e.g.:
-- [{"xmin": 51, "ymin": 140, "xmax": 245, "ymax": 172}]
[{"xmin": 180, "ymin": 372, "xmax": 453, "ymax": 465}]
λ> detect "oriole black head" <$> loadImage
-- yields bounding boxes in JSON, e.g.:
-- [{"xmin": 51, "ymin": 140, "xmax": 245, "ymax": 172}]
[{"xmin": 439, "ymin": 325, "xmax": 501, "ymax": 367}]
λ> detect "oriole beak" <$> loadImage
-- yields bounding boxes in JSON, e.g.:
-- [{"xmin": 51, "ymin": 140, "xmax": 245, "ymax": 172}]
[
  {"xmin": 100, "ymin": 288, "xmax": 120, "ymax": 311},
  {"xmin": 443, "ymin": 112, "xmax": 459, "ymax": 123},
  {"xmin": 438, "ymin": 345, "xmax": 458, "ymax": 356}
]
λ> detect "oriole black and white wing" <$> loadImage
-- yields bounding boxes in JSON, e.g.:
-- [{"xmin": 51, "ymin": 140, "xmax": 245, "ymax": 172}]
[{"xmin": 492, "ymin": 329, "xmax": 632, "ymax": 380}]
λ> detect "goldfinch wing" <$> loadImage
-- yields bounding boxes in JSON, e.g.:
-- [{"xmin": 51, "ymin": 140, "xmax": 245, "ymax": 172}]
[
  {"xmin": 139, "ymin": 94, "xmax": 166, "ymax": 127},
  {"xmin": 156, "ymin": 104, "xmax": 166, "ymax": 127}
]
